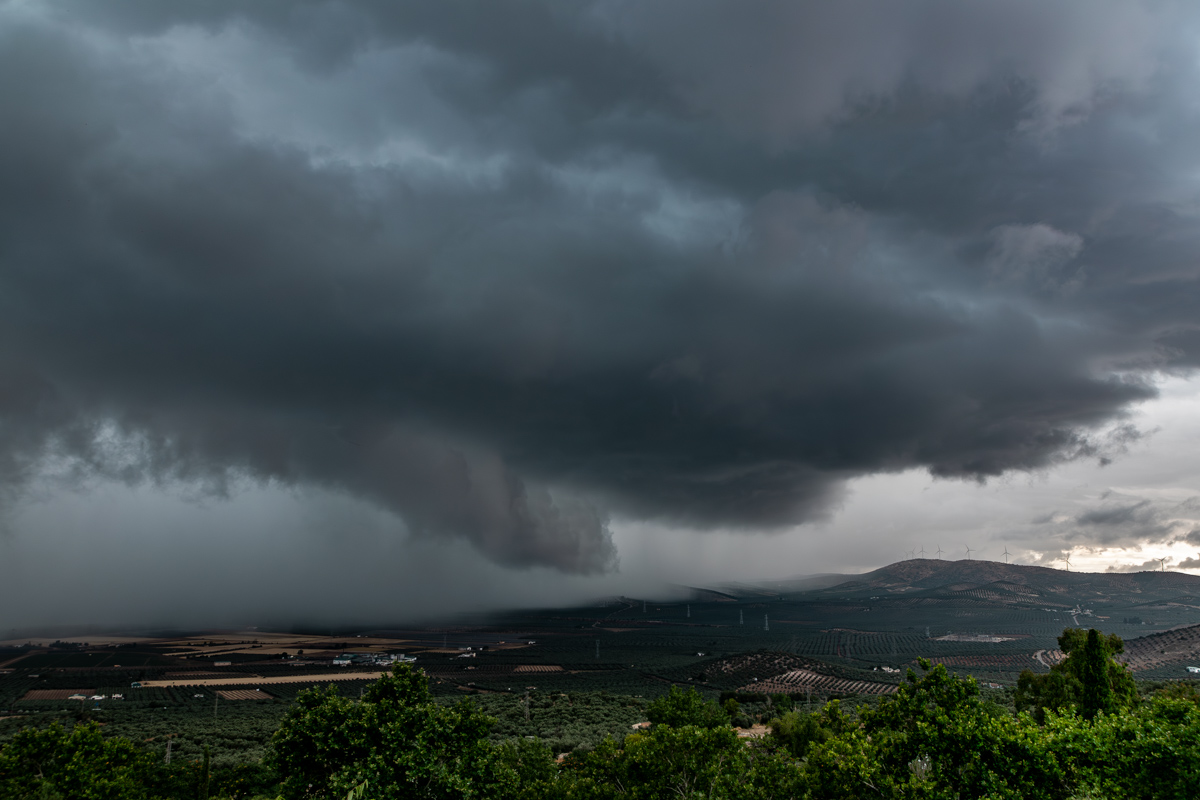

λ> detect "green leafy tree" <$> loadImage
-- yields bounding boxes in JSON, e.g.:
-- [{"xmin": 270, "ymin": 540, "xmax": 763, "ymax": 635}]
[
  {"xmin": 493, "ymin": 738, "xmax": 558, "ymax": 799},
  {"xmin": 645, "ymin": 686, "xmax": 728, "ymax": 730},
  {"xmin": 1016, "ymin": 628, "xmax": 1137, "ymax": 721},
  {"xmin": 767, "ymin": 710, "xmax": 831, "ymax": 759},
  {"xmin": 553, "ymin": 723, "xmax": 802, "ymax": 799},
  {"xmin": 1044, "ymin": 695, "xmax": 1200, "ymax": 799},
  {"xmin": 1077, "ymin": 629, "xmax": 1115, "ymax": 719},
  {"xmin": 803, "ymin": 661, "xmax": 1068, "ymax": 800},
  {"xmin": 0, "ymin": 722, "xmax": 166, "ymax": 800},
  {"xmin": 267, "ymin": 663, "xmax": 507, "ymax": 800}
]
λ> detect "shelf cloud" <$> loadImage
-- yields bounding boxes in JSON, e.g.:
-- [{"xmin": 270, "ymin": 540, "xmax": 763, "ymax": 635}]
[{"xmin": 3, "ymin": 1, "xmax": 1200, "ymax": 583}]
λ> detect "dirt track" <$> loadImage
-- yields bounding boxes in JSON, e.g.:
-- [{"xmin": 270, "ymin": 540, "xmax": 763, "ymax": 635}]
[{"xmin": 139, "ymin": 671, "xmax": 387, "ymax": 688}]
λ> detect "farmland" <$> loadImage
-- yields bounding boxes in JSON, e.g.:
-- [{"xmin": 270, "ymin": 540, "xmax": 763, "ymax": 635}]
[{"xmin": 3, "ymin": 559, "xmax": 1200, "ymax": 763}]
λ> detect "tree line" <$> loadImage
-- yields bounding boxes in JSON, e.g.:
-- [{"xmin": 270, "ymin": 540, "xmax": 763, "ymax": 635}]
[{"xmin": 2, "ymin": 628, "xmax": 1198, "ymax": 799}]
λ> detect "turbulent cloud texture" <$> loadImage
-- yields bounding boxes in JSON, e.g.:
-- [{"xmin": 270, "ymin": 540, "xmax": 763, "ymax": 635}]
[
  {"xmin": 1032, "ymin": 491, "xmax": 1200, "ymax": 562},
  {"xmin": 3, "ymin": 1, "xmax": 1200, "ymax": 575}
]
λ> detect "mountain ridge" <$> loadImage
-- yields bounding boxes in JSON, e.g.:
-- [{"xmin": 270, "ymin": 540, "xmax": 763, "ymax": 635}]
[{"xmin": 816, "ymin": 559, "xmax": 1200, "ymax": 595}]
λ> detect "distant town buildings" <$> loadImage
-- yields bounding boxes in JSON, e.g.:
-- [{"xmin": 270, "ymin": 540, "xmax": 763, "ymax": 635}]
[{"xmin": 334, "ymin": 652, "xmax": 416, "ymax": 667}]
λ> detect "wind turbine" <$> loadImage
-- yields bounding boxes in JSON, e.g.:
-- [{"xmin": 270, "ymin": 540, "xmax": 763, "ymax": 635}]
[
  {"xmin": 964, "ymin": 545, "xmax": 973, "ymax": 560},
  {"xmin": 1158, "ymin": 557, "xmax": 1167, "ymax": 572},
  {"xmin": 919, "ymin": 547, "xmax": 926, "ymax": 559},
  {"xmin": 1062, "ymin": 554, "xmax": 1072, "ymax": 571},
  {"xmin": 935, "ymin": 545, "xmax": 943, "ymax": 560},
  {"xmin": 1002, "ymin": 547, "xmax": 1011, "ymax": 564}
]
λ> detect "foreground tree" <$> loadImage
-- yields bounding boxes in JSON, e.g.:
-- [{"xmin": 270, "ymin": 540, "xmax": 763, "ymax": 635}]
[
  {"xmin": 803, "ymin": 661, "xmax": 1068, "ymax": 800},
  {"xmin": 1044, "ymin": 694, "xmax": 1200, "ymax": 799},
  {"xmin": 267, "ymin": 663, "xmax": 509, "ymax": 799},
  {"xmin": 555, "ymin": 722, "xmax": 803, "ymax": 799},
  {"xmin": 0, "ymin": 722, "xmax": 165, "ymax": 800},
  {"xmin": 1015, "ymin": 628, "xmax": 1137, "ymax": 721}
]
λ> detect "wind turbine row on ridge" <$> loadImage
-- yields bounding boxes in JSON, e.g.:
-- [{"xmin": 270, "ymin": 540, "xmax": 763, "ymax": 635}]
[
  {"xmin": 908, "ymin": 544, "xmax": 1023, "ymax": 562},
  {"xmin": 903, "ymin": 546, "xmax": 939, "ymax": 560}
]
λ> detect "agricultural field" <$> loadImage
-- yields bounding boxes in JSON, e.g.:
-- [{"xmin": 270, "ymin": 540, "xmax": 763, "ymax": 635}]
[{"xmin": 3, "ymin": 559, "xmax": 1200, "ymax": 764}]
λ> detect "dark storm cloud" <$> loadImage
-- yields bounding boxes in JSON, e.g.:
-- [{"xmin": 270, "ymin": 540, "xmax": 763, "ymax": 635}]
[
  {"xmin": 1031, "ymin": 492, "xmax": 1200, "ymax": 553},
  {"xmin": 2, "ymin": 1, "xmax": 1199, "ymax": 572}
]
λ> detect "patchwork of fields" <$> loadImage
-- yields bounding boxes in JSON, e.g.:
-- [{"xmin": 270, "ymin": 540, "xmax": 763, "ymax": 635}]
[{"xmin": 3, "ymin": 559, "xmax": 1200, "ymax": 762}]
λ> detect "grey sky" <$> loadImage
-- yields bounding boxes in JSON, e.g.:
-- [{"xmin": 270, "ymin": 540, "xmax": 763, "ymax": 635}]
[{"xmin": 3, "ymin": 1, "xmax": 1200, "ymax": 630}]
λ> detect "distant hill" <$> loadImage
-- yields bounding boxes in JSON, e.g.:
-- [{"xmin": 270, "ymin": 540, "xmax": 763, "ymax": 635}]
[{"xmin": 807, "ymin": 559, "xmax": 1200, "ymax": 603}]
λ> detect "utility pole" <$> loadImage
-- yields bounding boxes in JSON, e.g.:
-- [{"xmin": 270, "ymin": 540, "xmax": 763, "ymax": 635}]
[
  {"xmin": 524, "ymin": 690, "xmax": 531, "ymax": 722},
  {"xmin": 164, "ymin": 736, "xmax": 172, "ymax": 765}
]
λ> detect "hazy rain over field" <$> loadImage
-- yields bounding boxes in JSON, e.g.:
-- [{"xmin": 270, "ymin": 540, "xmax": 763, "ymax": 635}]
[{"xmin": 5, "ymin": 0, "xmax": 1200, "ymax": 629}]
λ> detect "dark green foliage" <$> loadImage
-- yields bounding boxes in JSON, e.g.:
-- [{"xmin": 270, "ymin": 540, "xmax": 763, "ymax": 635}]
[
  {"xmin": 1045, "ymin": 696, "xmax": 1200, "ymax": 799},
  {"xmin": 767, "ymin": 693, "xmax": 794, "ymax": 714},
  {"xmin": 0, "ymin": 721, "xmax": 166, "ymax": 799},
  {"xmin": 645, "ymin": 686, "xmax": 728, "ymax": 729},
  {"xmin": 461, "ymin": 691, "xmax": 649, "ymax": 754},
  {"xmin": 1078, "ymin": 628, "xmax": 1114, "ymax": 719},
  {"xmin": 839, "ymin": 659, "xmax": 1068, "ymax": 799},
  {"xmin": 767, "ymin": 710, "xmax": 831, "ymax": 759},
  {"xmin": 5, "ymin": 647, "xmax": 1200, "ymax": 800},
  {"xmin": 1, "ymin": 702, "xmax": 289, "ymax": 766},
  {"xmin": 493, "ymin": 738, "xmax": 558, "ymax": 799},
  {"xmin": 267, "ymin": 663, "xmax": 506, "ymax": 799},
  {"xmin": 553, "ymin": 723, "xmax": 804, "ymax": 799},
  {"xmin": 1015, "ymin": 628, "xmax": 1137, "ymax": 721},
  {"xmin": 1155, "ymin": 681, "xmax": 1200, "ymax": 704}
]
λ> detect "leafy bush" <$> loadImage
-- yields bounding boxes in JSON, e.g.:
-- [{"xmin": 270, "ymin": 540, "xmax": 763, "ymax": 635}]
[
  {"xmin": 802, "ymin": 662, "xmax": 1069, "ymax": 800},
  {"xmin": 266, "ymin": 663, "xmax": 508, "ymax": 800},
  {"xmin": 767, "ymin": 710, "xmax": 831, "ymax": 759},
  {"xmin": 554, "ymin": 723, "xmax": 803, "ymax": 799},
  {"xmin": 0, "ymin": 722, "xmax": 165, "ymax": 800},
  {"xmin": 1044, "ymin": 696, "xmax": 1200, "ymax": 800},
  {"xmin": 645, "ymin": 686, "xmax": 728, "ymax": 729}
]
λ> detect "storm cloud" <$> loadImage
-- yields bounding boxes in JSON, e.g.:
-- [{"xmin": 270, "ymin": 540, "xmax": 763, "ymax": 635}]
[{"xmin": 3, "ymin": 1, "xmax": 1200, "ymax": 577}]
